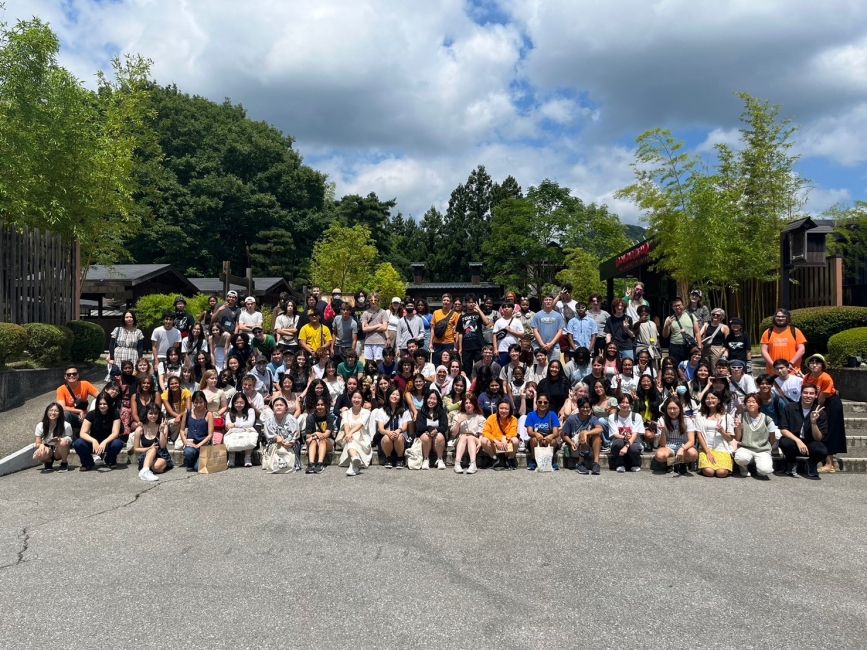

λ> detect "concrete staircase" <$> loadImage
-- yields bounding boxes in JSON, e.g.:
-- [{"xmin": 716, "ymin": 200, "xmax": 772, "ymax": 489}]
[{"xmin": 65, "ymin": 400, "xmax": 867, "ymax": 473}]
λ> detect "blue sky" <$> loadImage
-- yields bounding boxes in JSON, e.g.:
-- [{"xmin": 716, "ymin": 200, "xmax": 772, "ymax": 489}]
[{"xmin": 7, "ymin": 0, "xmax": 867, "ymax": 223}]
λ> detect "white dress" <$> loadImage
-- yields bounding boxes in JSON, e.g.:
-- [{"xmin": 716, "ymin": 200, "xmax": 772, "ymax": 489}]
[{"xmin": 337, "ymin": 408, "xmax": 373, "ymax": 467}]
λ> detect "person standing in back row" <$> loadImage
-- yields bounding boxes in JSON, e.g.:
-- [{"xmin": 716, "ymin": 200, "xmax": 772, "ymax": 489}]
[
  {"xmin": 662, "ymin": 297, "xmax": 702, "ymax": 366},
  {"xmin": 361, "ymin": 293, "xmax": 390, "ymax": 362},
  {"xmin": 532, "ymin": 294, "xmax": 566, "ymax": 362},
  {"xmin": 430, "ymin": 294, "xmax": 461, "ymax": 367},
  {"xmin": 760, "ymin": 308, "xmax": 807, "ymax": 376}
]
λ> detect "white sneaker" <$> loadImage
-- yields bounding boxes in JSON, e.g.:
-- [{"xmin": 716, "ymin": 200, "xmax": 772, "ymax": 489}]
[
  {"xmin": 421, "ymin": 459, "xmax": 430, "ymax": 470},
  {"xmin": 351, "ymin": 457, "xmax": 362, "ymax": 474},
  {"xmin": 616, "ymin": 466, "xmax": 626, "ymax": 473},
  {"xmin": 92, "ymin": 454, "xmax": 104, "ymax": 466},
  {"xmin": 138, "ymin": 467, "xmax": 149, "ymax": 481},
  {"xmin": 436, "ymin": 459, "xmax": 446, "ymax": 470},
  {"xmin": 466, "ymin": 462, "xmax": 477, "ymax": 474},
  {"xmin": 244, "ymin": 453, "xmax": 253, "ymax": 468},
  {"xmin": 346, "ymin": 458, "xmax": 361, "ymax": 476},
  {"xmin": 447, "ymin": 439, "xmax": 455, "ymax": 449},
  {"xmin": 629, "ymin": 466, "xmax": 641, "ymax": 472},
  {"xmin": 454, "ymin": 464, "xmax": 463, "ymax": 474},
  {"xmin": 518, "ymin": 441, "xmax": 526, "ymax": 453},
  {"xmin": 144, "ymin": 469, "xmax": 160, "ymax": 482}
]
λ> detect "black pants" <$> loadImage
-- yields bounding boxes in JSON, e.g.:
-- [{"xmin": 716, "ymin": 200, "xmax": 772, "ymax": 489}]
[
  {"xmin": 779, "ymin": 437, "xmax": 827, "ymax": 464},
  {"xmin": 609, "ymin": 439, "xmax": 642, "ymax": 470},
  {"xmin": 668, "ymin": 343, "xmax": 690, "ymax": 366},
  {"xmin": 461, "ymin": 348, "xmax": 481, "ymax": 376}
]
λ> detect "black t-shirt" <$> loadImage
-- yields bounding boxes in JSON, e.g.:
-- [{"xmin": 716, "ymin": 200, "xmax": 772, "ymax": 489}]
[
  {"xmin": 604, "ymin": 314, "xmax": 633, "ymax": 350},
  {"xmin": 85, "ymin": 410, "xmax": 116, "ymax": 442},
  {"xmin": 174, "ymin": 311, "xmax": 194, "ymax": 336},
  {"xmin": 725, "ymin": 332, "xmax": 750, "ymax": 362},
  {"xmin": 218, "ymin": 305, "xmax": 241, "ymax": 333},
  {"xmin": 537, "ymin": 376, "xmax": 570, "ymax": 413},
  {"xmin": 458, "ymin": 313, "xmax": 484, "ymax": 351}
]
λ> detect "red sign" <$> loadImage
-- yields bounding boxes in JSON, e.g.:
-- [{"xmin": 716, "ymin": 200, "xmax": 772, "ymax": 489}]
[{"xmin": 615, "ymin": 240, "xmax": 653, "ymax": 272}]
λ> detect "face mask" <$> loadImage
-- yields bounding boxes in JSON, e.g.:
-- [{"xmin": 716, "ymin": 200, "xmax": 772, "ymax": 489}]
[{"xmin": 676, "ymin": 386, "xmax": 688, "ymax": 396}]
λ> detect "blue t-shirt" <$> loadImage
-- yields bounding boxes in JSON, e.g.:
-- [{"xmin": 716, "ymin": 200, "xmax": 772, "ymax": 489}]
[
  {"xmin": 561, "ymin": 413, "xmax": 600, "ymax": 438},
  {"xmin": 531, "ymin": 310, "xmax": 565, "ymax": 347},
  {"xmin": 525, "ymin": 410, "xmax": 561, "ymax": 435}
]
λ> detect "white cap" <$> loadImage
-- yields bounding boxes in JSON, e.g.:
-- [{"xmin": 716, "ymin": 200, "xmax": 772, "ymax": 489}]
[
  {"xmin": 244, "ymin": 296, "xmax": 256, "ymax": 304},
  {"xmin": 391, "ymin": 297, "xmax": 401, "ymax": 304}
]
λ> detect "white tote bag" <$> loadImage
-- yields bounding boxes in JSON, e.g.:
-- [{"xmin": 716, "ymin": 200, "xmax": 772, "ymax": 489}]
[
  {"xmin": 405, "ymin": 438, "xmax": 424, "ymax": 470},
  {"xmin": 261, "ymin": 443, "xmax": 294, "ymax": 473},
  {"xmin": 224, "ymin": 427, "xmax": 259, "ymax": 452},
  {"xmin": 534, "ymin": 445, "xmax": 554, "ymax": 473}
]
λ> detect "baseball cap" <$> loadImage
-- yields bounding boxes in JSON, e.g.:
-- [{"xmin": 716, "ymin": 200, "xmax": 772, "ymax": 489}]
[
  {"xmin": 226, "ymin": 290, "xmax": 238, "ymax": 298},
  {"xmin": 252, "ymin": 326, "xmax": 263, "ymax": 334},
  {"xmin": 391, "ymin": 297, "xmax": 401, "ymax": 304},
  {"xmin": 244, "ymin": 296, "xmax": 256, "ymax": 304}
]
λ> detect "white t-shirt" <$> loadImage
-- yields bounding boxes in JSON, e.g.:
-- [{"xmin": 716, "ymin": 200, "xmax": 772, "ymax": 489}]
[
  {"xmin": 373, "ymin": 408, "xmax": 412, "ymax": 431},
  {"xmin": 775, "ymin": 375, "xmax": 803, "ymax": 402},
  {"xmin": 151, "ymin": 326, "xmax": 181, "ymax": 359},
  {"xmin": 35, "ymin": 420, "xmax": 73, "ymax": 444},
  {"xmin": 695, "ymin": 413, "xmax": 733, "ymax": 452},
  {"xmin": 609, "ymin": 412, "xmax": 645, "ymax": 439},
  {"xmin": 493, "ymin": 316, "xmax": 524, "ymax": 353},
  {"xmin": 238, "ymin": 310, "xmax": 263, "ymax": 330}
]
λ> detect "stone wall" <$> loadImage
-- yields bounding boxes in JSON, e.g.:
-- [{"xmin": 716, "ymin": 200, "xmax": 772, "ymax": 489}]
[
  {"xmin": 0, "ymin": 365, "xmax": 103, "ymax": 412},
  {"xmin": 836, "ymin": 368, "xmax": 867, "ymax": 402}
]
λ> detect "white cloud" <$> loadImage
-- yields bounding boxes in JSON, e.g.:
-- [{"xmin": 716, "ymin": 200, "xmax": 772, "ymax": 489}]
[
  {"xmin": 3, "ymin": 0, "xmax": 867, "ymax": 225},
  {"xmin": 801, "ymin": 186, "xmax": 851, "ymax": 216}
]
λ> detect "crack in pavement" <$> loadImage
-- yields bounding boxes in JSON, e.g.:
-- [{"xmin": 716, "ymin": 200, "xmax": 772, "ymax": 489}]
[
  {"xmin": 0, "ymin": 472, "xmax": 198, "ymax": 573},
  {"xmin": 0, "ymin": 527, "xmax": 30, "ymax": 572}
]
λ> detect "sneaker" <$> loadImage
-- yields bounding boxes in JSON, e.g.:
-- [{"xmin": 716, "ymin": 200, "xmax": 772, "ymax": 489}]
[
  {"xmin": 228, "ymin": 457, "xmax": 236, "ymax": 468},
  {"xmin": 491, "ymin": 456, "xmax": 504, "ymax": 470},
  {"xmin": 383, "ymin": 458, "xmax": 393, "ymax": 469},
  {"xmin": 454, "ymin": 464, "xmax": 464, "ymax": 474},
  {"xmin": 552, "ymin": 463, "xmax": 560, "ymax": 471},
  {"xmin": 508, "ymin": 458, "xmax": 518, "ymax": 470},
  {"xmin": 466, "ymin": 462, "xmax": 478, "ymax": 474},
  {"xmin": 305, "ymin": 464, "xmax": 316, "ymax": 474},
  {"xmin": 436, "ymin": 459, "xmax": 446, "ymax": 470},
  {"xmin": 447, "ymin": 439, "xmax": 455, "ymax": 449},
  {"xmin": 615, "ymin": 466, "xmax": 626, "ymax": 473},
  {"xmin": 421, "ymin": 459, "xmax": 430, "ymax": 470},
  {"xmin": 41, "ymin": 462, "xmax": 54, "ymax": 473},
  {"xmin": 144, "ymin": 469, "xmax": 160, "ymax": 482},
  {"xmin": 629, "ymin": 466, "xmax": 641, "ymax": 472},
  {"xmin": 138, "ymin": 467, "xmax": 149, "ymax": 481},
  {"xmin": 806, "ymin": 461, "xmax": 820, "ymax": 480},
  {"xmin": 92, "ymin": 455, "xmax": 104, "ymax": 466},
  {"xmin": 591, "ymin": 463, "xmax": 601, "ymax": 475},
  {"xmin": 527, "ymin": 461, "xmax": 537, "ymax": 471},
  {"xmin": 395, "ymin": 459, "xmax": 406, "ymax": 469},
  {"xmin": 575, "ymin": 463, "xmax": 590, "ymax": 475},
  {"xmin": 57, "ymin": 462, "xmax": 69, "ymax": 473},
  {"xmin": 79, "ymin": 465, "xmax": 94, "ymax": 472},
  {"xmin": 667, "ymin": 469, "xmax": 680, "ymax": 477},
  {"xmin": 351, "ymin": 457, "xmax": 362, "ymax": 474},
  {"xmin": 243, "ymin": 454, "xmax": 253, "ymax": 468},
  {"xmin": 517, "ymin": 441, "xmax": 526, "ymax": 453},
  {"xmin": 346, "ymin": 464, "xmax": 358, "ymax": 476},
  {"xmin": 601, "ymin": 444, "xmax": 611, "ymax": 454},
  {"xmin": 314, "ymin": 463, "xmax": 324, "ymax": 474}
]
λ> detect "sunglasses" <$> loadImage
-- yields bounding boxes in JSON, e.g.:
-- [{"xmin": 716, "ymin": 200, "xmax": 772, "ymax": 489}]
[{"xmin": 65, "ymin": 372, "xmax": 78, "ymax": 377}]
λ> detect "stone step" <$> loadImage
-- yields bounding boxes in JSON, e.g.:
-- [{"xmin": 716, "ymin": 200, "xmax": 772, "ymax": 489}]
[
  {"xmin": 844, "ymin": 417, "xmax": 867, "ymax": 432},
  {"xmin": 843, "ymin": 401, "xmax": 866, "ymax": 417},
  {"xmin": 68, "ymin": 447, "xmax": 867, "ymax": 473}
]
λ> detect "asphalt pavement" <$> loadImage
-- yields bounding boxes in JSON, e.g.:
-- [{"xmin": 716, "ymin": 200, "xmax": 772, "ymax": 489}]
[{"xmin": 1, "ymin": 464, "xmax": 866, "ymax": 649}]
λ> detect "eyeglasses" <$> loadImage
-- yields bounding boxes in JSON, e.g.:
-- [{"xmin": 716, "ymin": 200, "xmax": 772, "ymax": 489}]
[{"xmin": 65, "ymin": 372, "xmax": 78, "ymax": 377}]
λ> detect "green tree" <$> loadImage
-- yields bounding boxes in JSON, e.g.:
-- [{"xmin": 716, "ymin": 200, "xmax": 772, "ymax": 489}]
[
  {"xmin": 309, "ymin": 224, "xmax": 377, "ymax": 294},
  {"xmin": 482, "ymin": 197, "xmax": 564, "ymax": 293},
  {"xmin": 382, "ymin": 212, "xmax": 425, "ymax": 279},
  {"xmin": 331, "ymin": 193, "xmax": 395, "ymax": 255},
  {"xmin": 439, "ymin": 165, "xmax": 495, "ymax": 279},
  {"xmin": 370, "ymin": 263, "xmax": 407, "ymax": 302},
  {"xmin": 0, "ymin": 16, "xmax": 154, "ymax": 273},
  {"xmin": 491, "ymin": 175, "xmax": 523, "ymax": 208},
  {"xmin": 827, "ymin": 201, "xmax": 867, "ymax": 283},
  {"xmin": 555, "ymin": 248, "xmax": 606, "ymax": 301},
  {"xmin": 125, "ymin": 85, "xmax": 328, "ymax": 279}
]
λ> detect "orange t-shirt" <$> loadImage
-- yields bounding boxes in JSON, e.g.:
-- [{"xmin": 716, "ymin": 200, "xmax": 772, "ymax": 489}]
[
  {"xmin": 803, "ymin": 372, "xmax": 836, "ymax": 398},
  {"xmin": 482, "ymin": 414, "xmax": 518, "ymax": 443},
  {"xmin": 431, "ymin": 309, "xmax": 460, "ymax": 345},
  {"xmin": 56, "ymin": 381, "xmax": 100, "ymax": 407},
  {"xmin": 761, "ymin": 327, "xmax": 807, "ymax": 374}
]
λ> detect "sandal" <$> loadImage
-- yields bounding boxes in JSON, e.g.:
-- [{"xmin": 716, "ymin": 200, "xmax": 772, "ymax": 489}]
[{"xmin": 817, "ymin": 465, "xmax": 836, "ymax": 473}]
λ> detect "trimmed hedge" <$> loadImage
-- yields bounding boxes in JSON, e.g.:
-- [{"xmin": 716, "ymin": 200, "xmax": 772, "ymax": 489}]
[
  {"xmin": 23, "ymin": 323, "xmax": 73, "ymax": 367},
  {"xmin": 0, "ymin": 322, "xmax": 28, "ymax": 365},
  {"xmin": 66, "ymin": 320, "xmax": 106, "ymax": 362},
  {"xmin": 827, "ymin": 327, "xmax": 867, "ymax": 368},
  {"xmin": 759, "ymin": 306, "xmax": 867, "ymax": 353}
]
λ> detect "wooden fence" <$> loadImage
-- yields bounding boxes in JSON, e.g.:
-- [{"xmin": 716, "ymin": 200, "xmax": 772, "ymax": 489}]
[{"xmin": 0, "ymin": 224, "xmax": 79, "ymax": 326}]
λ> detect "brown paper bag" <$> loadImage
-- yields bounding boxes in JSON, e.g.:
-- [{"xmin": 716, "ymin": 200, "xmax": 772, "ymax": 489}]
[{"xmin": 198, "ymin": 444, "xmax": 228, "ymax": 474}]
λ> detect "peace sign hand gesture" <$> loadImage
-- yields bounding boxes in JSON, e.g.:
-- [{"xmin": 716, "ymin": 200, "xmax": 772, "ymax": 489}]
[{"xmin": 811, "ymin": 406, "xmax": 825, "ymax": 422}]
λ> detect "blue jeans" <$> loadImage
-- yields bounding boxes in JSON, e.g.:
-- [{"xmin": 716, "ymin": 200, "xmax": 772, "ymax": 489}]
[
  {"xmin": 618, "ymin": 348, "xmax": 634, "ymax": 361},
  {"xmin": 73, "ymin": 437, "xmax": 124, "ymax": 468},
  {"xmin": 183, "ymin": 446, "xmax": 201, "ymax": 470}
]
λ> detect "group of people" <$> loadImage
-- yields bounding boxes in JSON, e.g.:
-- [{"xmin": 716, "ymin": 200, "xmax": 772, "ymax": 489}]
[{"xmin": 35, "ymin": 283, "xmax": 847, "ymax": 481}]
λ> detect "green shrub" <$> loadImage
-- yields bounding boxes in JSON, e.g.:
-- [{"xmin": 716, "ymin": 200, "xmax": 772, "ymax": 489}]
[
  {"xmin": 23, "ymin": 323, "xmax": 72, "ymax": 366},
  {"xmin": 0, "ymin": 322, "xmax": 28, "ymax": 365},
  {"xmin": 134, "ymin": 294, "xmax": 181, "ymax": 330},
  {"xmin": 758, "ymin": 306, "xmax": 867, "ymax": 353},
  {"xmin": 66, "ymin": 320, "xmax": 106, "ymax": 362},
  {"xmin": 827, "ymin": 327, "xmax": 867, "ymax": 368}
]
